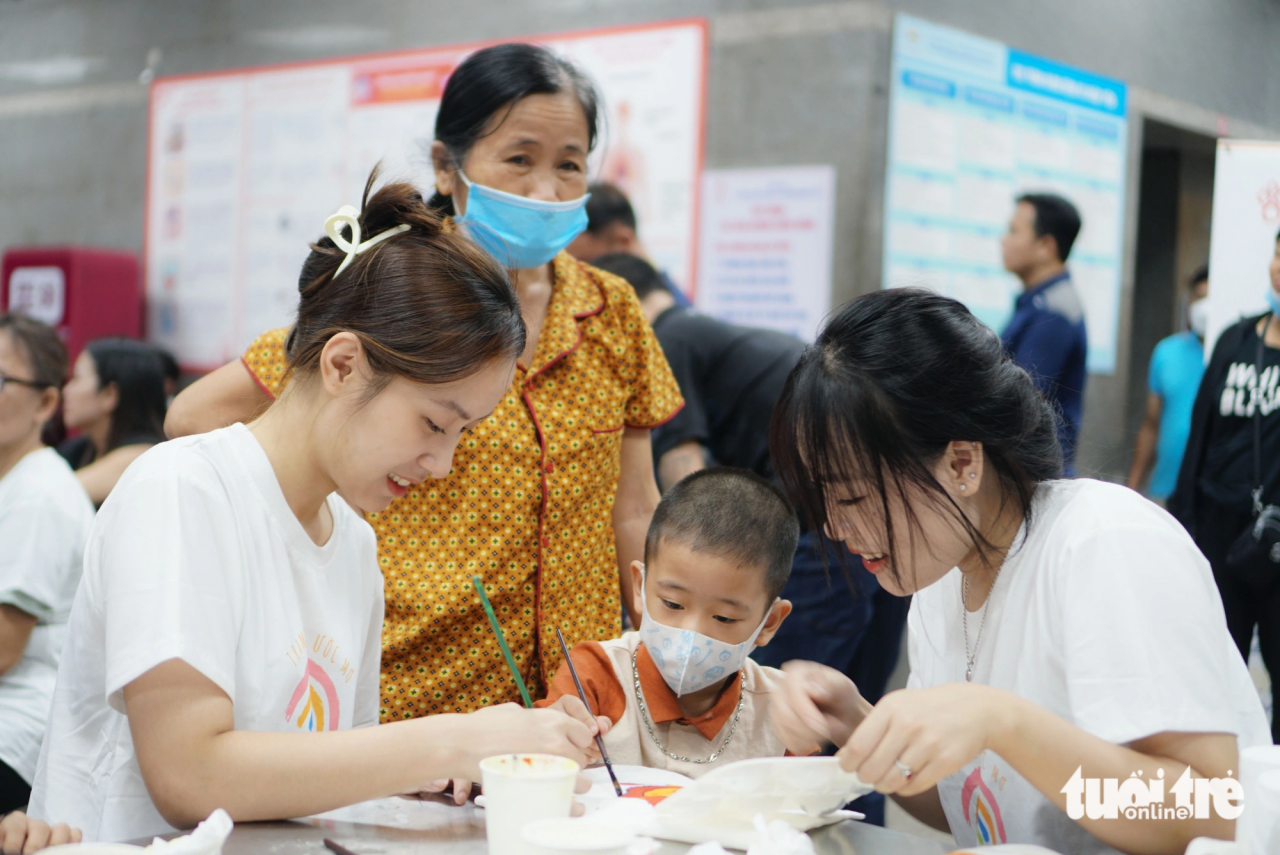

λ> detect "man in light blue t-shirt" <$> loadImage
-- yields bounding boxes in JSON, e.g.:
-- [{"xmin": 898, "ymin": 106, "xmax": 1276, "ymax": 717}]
[{"xmin": 1127, "ymin": 266, "xmax": 1209, "ymax": 500}]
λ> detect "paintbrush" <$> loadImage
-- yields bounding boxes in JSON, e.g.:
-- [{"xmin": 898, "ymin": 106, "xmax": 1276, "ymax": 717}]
[
  {"xmin": 555, "ymin": 626, "xmax": 623, "ymax": 797},
  {"xmin": 472, "ymin": 575, "xmax": 533, "ymax": 708}
]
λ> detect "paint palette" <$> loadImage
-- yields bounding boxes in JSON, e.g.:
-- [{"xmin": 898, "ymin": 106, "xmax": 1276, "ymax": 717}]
[
  {"xmin": 582, "ymin": 758, "xmax": 870, "ymax": 850},
  {"xmin": 580, "ymin": 764, "xmax": 693, "ymax": 812}
]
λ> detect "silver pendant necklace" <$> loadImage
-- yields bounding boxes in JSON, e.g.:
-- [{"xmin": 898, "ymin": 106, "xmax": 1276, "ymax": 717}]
[
  {"xmin": 962, "ymin": 566, "xmax": 1001, "ymax": 682},
  {"xmin": 631, "ymin": 649, "xmax": 745, "ymax": 764}
]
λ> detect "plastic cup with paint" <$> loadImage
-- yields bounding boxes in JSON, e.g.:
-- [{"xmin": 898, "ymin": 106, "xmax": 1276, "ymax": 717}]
[
  {"xmin": 522, "ymin": 816, "xmax": 637, "ymax": 855},
  {"xmin": 479, "ymin": 753, "xmax": 580, "ymax": 855}
]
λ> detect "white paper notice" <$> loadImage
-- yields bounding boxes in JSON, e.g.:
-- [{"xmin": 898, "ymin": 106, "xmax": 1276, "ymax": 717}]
[
  {"xmin": 884, "ymin": 14, "xmax": 1129, "ymax": 373},
  {"xmin": 1205, "ymin": 140, "xmax": 1280, "ymax": 356},
  {"xmin": 695, "ymin": 165, "xmax": 836, "ymax": 342}
]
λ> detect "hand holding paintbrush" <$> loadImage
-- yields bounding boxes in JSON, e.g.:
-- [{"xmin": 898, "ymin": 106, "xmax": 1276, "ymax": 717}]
[{"xmin": 556, "ymin": 627, "xmax": 624, "ymax": 797}]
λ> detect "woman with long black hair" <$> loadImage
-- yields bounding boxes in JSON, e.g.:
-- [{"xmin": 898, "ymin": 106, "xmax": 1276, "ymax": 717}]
[
  {"xmin": 60, "ymin": 338, "xmax": 168, "ymax": 504},
  {"xmin": 769, "ymin": 288, "xmax": 1266, "ymax": 854}
]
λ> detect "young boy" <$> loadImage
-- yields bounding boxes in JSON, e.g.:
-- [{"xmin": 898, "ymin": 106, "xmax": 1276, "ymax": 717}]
[{"xmin": 539, "ymin": 468, "xmax": 798, "ymax": 778}]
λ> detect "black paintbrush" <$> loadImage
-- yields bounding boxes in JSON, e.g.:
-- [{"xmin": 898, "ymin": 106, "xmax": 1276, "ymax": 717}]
[
  {"xmin": 555, "ymin": 626, "xmax": 623, "ymax": 797},
  {"xmin": 323, "ymin": 839, "xmax": 359, "ymax": 855}
]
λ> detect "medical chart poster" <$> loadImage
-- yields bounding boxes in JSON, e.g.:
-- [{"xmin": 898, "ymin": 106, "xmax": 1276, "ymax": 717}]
[
  {"xmin": 882, "ymin": 14, "xmax": 1128, "ymax": 374},
  {"xmin": 1205, "ymin": 140, "xmax": 1280, "ymax": 358},
  {"xmin": 695, "ymin": 165, "xmax": 836, "ymax": 342},
  {"xmin": 145, "ymin": 20, "xmax": 707, "ymax": 369}
]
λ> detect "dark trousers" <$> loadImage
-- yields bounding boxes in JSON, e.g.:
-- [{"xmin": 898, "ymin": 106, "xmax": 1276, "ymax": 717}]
[
  {"xmin": 752, "ymin": 531, "xmax": 912, "ymax": 825},
  {"xmin": 0, "ymin": 759, "xmax": 29, "ymax": 814},
  {"xmin": 1198, "ymin": 499, "xmax": 1280, "ymax": 743}
]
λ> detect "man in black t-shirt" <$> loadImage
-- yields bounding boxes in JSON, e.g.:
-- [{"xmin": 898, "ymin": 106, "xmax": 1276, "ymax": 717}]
[
  {"xmin": 592, "ymin": 255, "xmax": 912, "ymax": 814},
  {"xmin": 1170, "ymin": 228, "xmax": 1280, "ymax": 742},
  {"xmin": 590, "ymin": 255, "xmax": 804, "ymax": 488}
]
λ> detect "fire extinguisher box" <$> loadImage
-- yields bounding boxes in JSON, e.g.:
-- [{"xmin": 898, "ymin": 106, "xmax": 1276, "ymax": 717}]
[{"xmin": 2, "ymin": 246, "xmax": 142, "ymax": 367}]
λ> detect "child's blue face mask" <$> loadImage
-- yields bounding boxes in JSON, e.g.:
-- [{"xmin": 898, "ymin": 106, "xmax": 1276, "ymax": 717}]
[
  {"xmin": 637, "ymin": 565, "xmax": 774, "ymax": 696},
  {"xmin": 452, "ymin": 169, "xmax": 590, "ymax": 270}
]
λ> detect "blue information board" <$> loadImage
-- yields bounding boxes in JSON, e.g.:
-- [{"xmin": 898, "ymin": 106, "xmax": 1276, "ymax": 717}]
[{"xmin": 883, "ymin": 15, "xmax": 1128, "ymax": 374}]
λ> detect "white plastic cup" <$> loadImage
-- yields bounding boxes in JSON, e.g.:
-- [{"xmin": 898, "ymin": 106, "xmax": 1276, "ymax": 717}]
[
  {"xmin": 1257, "ymin": 770, "xmax": 1280, "ymax": 855},
  {"xmin": 1238, "ymin": 744, "xmax": 1280, "ymax": 853},
  {"xmin": 479, "ymin": 753, "xmax": 580, "ymax": 855}
]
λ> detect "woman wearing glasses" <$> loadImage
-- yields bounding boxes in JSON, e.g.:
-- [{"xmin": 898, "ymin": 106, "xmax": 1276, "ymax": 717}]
[{"xmin": 0, "ymin": 314, "xmax": 95, "ymax": 812}]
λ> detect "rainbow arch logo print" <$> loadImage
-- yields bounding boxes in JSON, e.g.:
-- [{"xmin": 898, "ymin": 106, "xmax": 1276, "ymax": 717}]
[
  {"xmin": 285, "ymin": 658, "xmax": 341, "ymax": 732},
  {"xmin": 961, "ymin": 767, "xmax": 1008, "ymax": 845}
]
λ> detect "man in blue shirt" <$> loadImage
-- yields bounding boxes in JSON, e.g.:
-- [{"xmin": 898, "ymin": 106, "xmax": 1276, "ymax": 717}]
[
  {"xmin": 1000, "ymin": 193, "xmax": 1088, "ymax": 473},
  {"xmin": 1127, "ymin": 265, "xmax": 1209, "ymax": 500}
]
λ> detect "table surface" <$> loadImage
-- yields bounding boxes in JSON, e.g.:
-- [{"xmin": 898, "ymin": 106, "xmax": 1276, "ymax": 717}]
[{"xmin": 199, "ymin": 798, "xmax": 952, "ymax": 855}]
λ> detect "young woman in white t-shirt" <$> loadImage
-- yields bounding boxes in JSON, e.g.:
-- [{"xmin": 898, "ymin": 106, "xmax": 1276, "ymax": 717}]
[
  {"xmin": 768, "ymin": 289, "xmax": 1269, "ymax": 855},
  {"xmin": 29, "ymin": 175, "xmax": 608, "ymax": 842},
  {"xmin": 0, "ymin": 314, "xmax": 95, "ymax": 816}
]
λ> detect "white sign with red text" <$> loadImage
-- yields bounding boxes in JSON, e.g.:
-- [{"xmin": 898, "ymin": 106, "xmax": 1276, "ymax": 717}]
[
  {"xmin": 1206, "ymin": 140, "xmax": 1280, "ymax": 359},
  {"xmin": 694, "ymin": 165, "xmax": 837, "ymax": 342}
]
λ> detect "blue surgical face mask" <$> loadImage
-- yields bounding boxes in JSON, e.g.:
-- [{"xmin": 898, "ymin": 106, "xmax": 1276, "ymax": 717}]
[
  {"xmin": 1268, "ymin": 288, "xmax": 1280, "ymax": 319},
  {"xmin": 452, "ymin": 170, "xmax": 589, "ymax": 270},
  {"xmin": 637, "ymin": 566, "xmax": 774, "ymax": 696}
]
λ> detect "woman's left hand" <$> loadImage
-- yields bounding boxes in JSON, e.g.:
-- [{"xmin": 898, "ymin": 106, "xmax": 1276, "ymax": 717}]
[
  {"xmin": 837, "ymin": 683, "xmax": 1007, "ymax": 797},
  {"xmin": 0, "ymin": 811, "xmax": 82, "ymax": 854}
]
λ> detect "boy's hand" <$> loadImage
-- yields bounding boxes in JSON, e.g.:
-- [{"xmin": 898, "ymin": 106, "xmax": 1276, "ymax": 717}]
[
  {"xmin": 546, "ymin": 695, "xmax": 612, "ymax": 763},
  {"xmin": 773, "ymin": 661, "xmax": 870, "ymax": 755},
  {"xmin": 0, "ymin": 811, "xmax": 82, "ymax": 855}
]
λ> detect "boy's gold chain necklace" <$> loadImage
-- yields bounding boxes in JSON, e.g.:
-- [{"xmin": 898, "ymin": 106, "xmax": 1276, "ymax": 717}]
[{"xmin": 630, "ymin": 649, "xmax": 746, "ymax": 764}]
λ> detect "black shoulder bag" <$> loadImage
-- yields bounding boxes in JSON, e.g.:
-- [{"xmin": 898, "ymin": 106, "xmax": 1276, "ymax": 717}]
[{"xmin": 1225, "ymin": 314, "xmax": 1280, "ymax": 588}]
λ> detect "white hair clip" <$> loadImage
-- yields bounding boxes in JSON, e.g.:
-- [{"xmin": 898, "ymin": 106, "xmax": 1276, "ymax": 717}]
[{"xmin": 324, "ymin": 204, "xmax": 412, "ymax": 278}]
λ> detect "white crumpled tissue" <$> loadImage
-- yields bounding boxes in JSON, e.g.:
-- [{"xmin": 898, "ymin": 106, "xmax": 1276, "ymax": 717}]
[
  {"xmin": 683, "ymin": 815, "xmax": 816, "ymax": 855},
  {"xmin": 145, "ymin": 809, "xmax": 234, "ymax": 855},
  {"xmin": 746, "ymin": 815, "xmax": 816, "ymax": 855}
]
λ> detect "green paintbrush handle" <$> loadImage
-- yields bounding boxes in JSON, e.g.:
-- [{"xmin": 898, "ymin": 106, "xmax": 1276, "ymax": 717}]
[{"xmin": 472, "ymin": 575, "xmax": 534, "ymax": 708}]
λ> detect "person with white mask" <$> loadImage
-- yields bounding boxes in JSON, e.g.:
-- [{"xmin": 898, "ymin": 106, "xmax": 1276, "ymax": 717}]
[
  {"xmin": 536, "ymin": 468, "xmax": 798, "ymax": 778},
  {"xmin": 1127, "ymin": 264, "xmax": 1210, "ymax": 500}
]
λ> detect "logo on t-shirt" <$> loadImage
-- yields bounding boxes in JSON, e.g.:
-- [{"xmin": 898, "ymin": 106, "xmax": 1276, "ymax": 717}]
[
  {"xmin": 1220, "ymin": 362, "xmax": 1279, "ymax": 418},
  {"xmin": 285, "ymin": 658, "xmax": 342, "ymax": 732},
  {"xmin": 961, "ymin": 767, "xmax": 1008, "ymax": 844}
]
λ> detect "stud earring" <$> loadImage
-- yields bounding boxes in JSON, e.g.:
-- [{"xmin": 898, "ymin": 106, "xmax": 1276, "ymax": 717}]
[
  {"xmin": 969, "ymin": 473, "xmax": 976, "ymax": 479},
  {"xmin": 960, "ymin": 485, "xmax": 967, "ymax": 491}
]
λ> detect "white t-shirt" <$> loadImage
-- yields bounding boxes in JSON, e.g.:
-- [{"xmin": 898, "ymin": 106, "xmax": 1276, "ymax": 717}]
[
  {"xmin": 0, "ymin": 447, "xmax": 94, "ymax": 784},
  {"xmin": 29, "ymin": 424, "xmax": 383, "ymax": 842},
  {"xmin": 908, "ymin": 479, "xmax": 1269, "ymax": 854}
]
